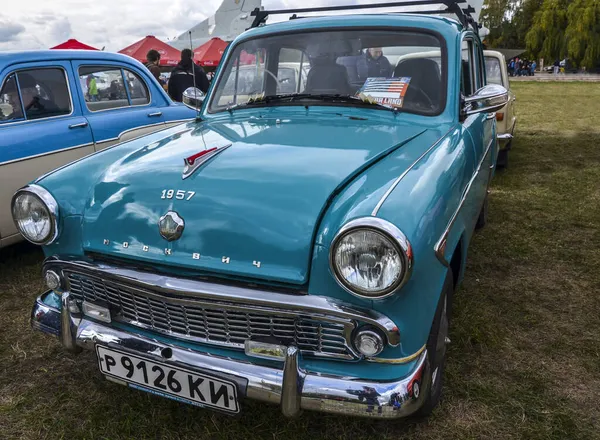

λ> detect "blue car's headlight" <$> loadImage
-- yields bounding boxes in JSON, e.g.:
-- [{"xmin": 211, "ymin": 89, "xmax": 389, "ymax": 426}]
[
  {"xmin": 330, "ymin": 218, "xmax": 412, "ymax": 299},
  {"xmin": 11, "ymin": 184, "xmax": 60, "ymax": 245}
]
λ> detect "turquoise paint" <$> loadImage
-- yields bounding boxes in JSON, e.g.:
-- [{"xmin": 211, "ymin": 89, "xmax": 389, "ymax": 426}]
[{"xmin": 33, "ymin": 14, "xmax": 493, "ymax": 380}]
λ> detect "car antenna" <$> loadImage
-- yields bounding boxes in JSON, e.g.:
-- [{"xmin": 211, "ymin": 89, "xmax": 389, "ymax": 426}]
[{"xmin": 189, "ymin": 31, "xmax": 201, "ymax": 121}]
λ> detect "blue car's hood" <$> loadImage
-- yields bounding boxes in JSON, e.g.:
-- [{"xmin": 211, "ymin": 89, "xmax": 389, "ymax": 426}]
[{"xmin": 82, "ymin": 116, "xmax": 427, "ymax": 285}]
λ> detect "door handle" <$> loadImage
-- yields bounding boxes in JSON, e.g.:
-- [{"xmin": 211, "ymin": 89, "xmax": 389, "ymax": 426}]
[
  {"xmin": 69, "ymin": 122, "xmax": 88, "ymax": 129},
  {"xmin": 147, "ymin": 111, "xmax": 162, "ymax": 117}
]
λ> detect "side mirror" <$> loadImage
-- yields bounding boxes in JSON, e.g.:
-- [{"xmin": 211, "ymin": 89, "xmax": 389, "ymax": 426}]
[
  {"xmin": 182, "ymin": 87, "xmax": 205, "ymax": 111},
  {"xmin": 462, "ymin": 84, "xmax": 509, "ymax": 117}
]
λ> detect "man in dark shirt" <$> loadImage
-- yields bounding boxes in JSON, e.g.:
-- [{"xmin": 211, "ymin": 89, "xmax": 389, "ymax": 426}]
[
  {"xmin": 145, "ymin": 49, "xmax": 162, "ymax": 84},
  {"xmin": 357, "ymin": 47, "xmax": 393, "ymax": 81},
  {"xmin": 167, "ymin": 49, "xmax": 210, "ymax": 102}
]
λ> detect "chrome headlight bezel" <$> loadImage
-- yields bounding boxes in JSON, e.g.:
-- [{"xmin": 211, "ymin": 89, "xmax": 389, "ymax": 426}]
[
  {"xmin": 329, "ymin": 218, "xmax": 413, "ymax": 300},
  {"xmin": 11, "ymin": 184, "xmax": 60, "ymax": 245}
]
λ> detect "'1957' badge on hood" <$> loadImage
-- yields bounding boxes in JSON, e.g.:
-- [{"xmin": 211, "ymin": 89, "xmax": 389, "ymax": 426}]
[{"xmin": 158, "ymin": 211, "xmax": 185, "ymax": 241}]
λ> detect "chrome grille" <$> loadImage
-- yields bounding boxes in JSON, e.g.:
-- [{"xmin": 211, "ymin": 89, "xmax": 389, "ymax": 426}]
[{"xmin": 65, "ymin": 271, "xmax": 356, "ymax": 360}]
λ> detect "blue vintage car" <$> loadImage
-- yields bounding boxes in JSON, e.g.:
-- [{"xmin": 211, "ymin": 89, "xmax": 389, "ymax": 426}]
[
  {"xmin": 19, "ymin": 2, "xmax": 508, "ymax": 419},
  {"xmin": 0, "ymin": 50, "xmax": 195, "ymax": 248}
]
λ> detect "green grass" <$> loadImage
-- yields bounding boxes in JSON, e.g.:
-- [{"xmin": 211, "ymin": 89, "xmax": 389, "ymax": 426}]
[{"xmin": 1, "ymin": 82, "xmax": 599, "ymax": 439}]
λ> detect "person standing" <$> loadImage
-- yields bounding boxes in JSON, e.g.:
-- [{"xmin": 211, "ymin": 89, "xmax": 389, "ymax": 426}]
[
  {"xmin": 145, "ymin": 49, "xmax": 163, "ymax": 84},
  {"xmin": 553, "ymin": 59, "xmax": 560, "ymax": 75},
  {"xmin": 87, "ymin": 75, "xmax": 98, "ymax": 102},
  {"xmin": 167, "ymin": 49, "xmax": 210, "ymax": 102},
  {"xmin": 508, "ymin": 58, "xmax": 515, "ymax": 77},
  {"xmin": 357, "ymin": 47, "xmax": 392, "ymax": 80},
  {"xmin": 530, "ymin": 60, "xmax": 536, "ymax": 76}
]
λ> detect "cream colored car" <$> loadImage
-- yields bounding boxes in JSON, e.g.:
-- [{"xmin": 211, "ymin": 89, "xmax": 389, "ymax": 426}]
[{"xmin": 484, "ymin": 50, "xmax": 517, "ymax": 168}]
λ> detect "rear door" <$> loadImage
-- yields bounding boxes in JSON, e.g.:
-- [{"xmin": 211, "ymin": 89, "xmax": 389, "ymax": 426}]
[
  {"xmin": 71, "ymin": 61, "xmax": 167, "ymax": 151},
  {"xmin": 0, "ymin": 62, "xmax": 94, "ymax": 244}
]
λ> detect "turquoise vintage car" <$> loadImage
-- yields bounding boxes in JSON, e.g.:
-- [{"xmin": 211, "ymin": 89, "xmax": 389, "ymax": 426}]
[{"xmin": 19, "ymin": 2, "xmax": 508, "ymax": 418}]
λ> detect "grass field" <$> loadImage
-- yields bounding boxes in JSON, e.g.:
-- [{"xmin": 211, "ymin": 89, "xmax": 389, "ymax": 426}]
[{"xmin": 1, "ymin": 82, "xmax": 599, "ymax": 440}]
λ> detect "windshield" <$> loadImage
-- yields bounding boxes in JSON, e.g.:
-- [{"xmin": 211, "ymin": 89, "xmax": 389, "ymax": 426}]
[
  {"xmin": 209, "ymin": 29, "xmax": 445, "ymax": 115},
  {"xmin": 485, "ymin": 57, "xmax": 504, "ymax": 86}
]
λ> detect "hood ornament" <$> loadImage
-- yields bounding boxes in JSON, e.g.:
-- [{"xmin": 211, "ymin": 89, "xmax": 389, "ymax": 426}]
[
  {"xmin": 182, "ymin": 143, "xmax": 232, "ymax": 180},
  {"xmin": 158, "ymin": 211, "xmax": 185, "ymax": 241}
]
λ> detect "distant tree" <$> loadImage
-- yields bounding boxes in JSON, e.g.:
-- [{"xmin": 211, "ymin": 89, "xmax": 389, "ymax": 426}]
[
  {"xmin": 481, "ymin": 0, "xmax": 543, "ymax": 49},
  {"xmin": 565, "ymin": 0, "xmax": 600, "ymax": 69},
  {"xmin": 526, "ymin": 0, "xmax": 570, "ymax": 63}
]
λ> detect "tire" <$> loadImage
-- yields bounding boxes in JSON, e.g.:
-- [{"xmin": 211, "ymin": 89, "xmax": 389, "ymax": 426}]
[
  {"xmin": 414, "ymin": 271, "xmax": 453, "ymax": 417},
  {"xmin": 475, "ymin": 194, "xmax": 488, "ymax": 230},
  {"xmin": 497, "ymin": 148, "xmax": 509, "ymax": 169}
]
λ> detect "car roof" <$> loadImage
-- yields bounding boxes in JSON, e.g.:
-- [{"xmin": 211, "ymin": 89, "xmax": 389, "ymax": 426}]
[
  {"xmin": 235, "ymin": 13, "xmax": 463, "ymax": 43},
  {"xmin": 0, "ymin": 50, "xmax": 141, "ymax": 68}
]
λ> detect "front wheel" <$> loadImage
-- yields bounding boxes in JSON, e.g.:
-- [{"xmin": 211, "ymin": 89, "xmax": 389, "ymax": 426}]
[{"xmin": 414, "ymin": 271, "xmax": 453, "ymax": 416}]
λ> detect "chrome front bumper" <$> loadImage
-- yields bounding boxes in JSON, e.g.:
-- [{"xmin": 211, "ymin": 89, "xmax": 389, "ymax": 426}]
[
  {"xmin": 31, "ymin": 294, "xmax": 430, "ymax": 419},
  {"xmin": 497, "ymin": 133, "xmax": 513, "ymax": 148}
]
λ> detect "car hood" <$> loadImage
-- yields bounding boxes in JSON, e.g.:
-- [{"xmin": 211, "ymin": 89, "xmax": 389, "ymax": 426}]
[{"xmin": 82, "ymin": 115, "xmax": 427, "ymax": 285}]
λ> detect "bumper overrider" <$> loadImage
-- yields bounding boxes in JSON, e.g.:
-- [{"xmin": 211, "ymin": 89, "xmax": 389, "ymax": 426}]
[{"xmin": 31, "ymin": 257, "xmax": 430, "ymax": 419}]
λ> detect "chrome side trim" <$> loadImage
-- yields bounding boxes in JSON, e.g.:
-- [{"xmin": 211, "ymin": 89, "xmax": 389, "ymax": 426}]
[
  {"xmin": 372, "ymin": 126, "xmax": 456, "ymax": 216},
  {"xmin": 434, "ymin": 137, "xmax": 494, "ymax": 266},
  {"xmin": 43, "ymin": 256, "xmax": 401, "ymax": 347},
  {"xmin": 11, "ymin": 184, "xmax": 61, "ymax": 245},
  {"xmin": 34, "ymin": 126, "xmax": 192, "ymax": 183},
  {"xmin": 0, "ymin": 142, "xmax": 94, "ymax": 167},
  {"xmin": 329, "ymin": 217, "xmax": 413, "ymax": 300},
  {"xmin": 94, "ymin": 122, "xmax": 167, "ymax": 147}
]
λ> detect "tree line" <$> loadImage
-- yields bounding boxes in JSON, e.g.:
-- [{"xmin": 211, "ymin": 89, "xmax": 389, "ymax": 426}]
[{"xmin": 481, "ymin": 0, "xmax": 600, "ymax": 69}]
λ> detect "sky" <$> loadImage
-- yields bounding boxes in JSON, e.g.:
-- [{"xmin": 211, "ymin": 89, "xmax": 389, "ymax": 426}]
[{"xmin": 0, "ymin": 0, "xmax": 483, "ymax": 52}]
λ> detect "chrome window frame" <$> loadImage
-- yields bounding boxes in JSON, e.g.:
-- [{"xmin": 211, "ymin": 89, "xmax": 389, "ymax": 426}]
[
  {"xmin": 0, "ymin": 66, "xmax": 74, "ymax": 126},
  {"xmin": 77, "ymin": 65, "xmax": 152, "ymax": 113}
]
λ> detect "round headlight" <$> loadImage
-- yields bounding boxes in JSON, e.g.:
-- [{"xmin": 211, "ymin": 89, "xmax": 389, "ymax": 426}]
[
  {"xmin": 11, "ymin": 185, "xmax": 59, "ymax": 245},
  {"xmin": 330, "ymin": 218, "xmax": 412, "ymax": 299}
]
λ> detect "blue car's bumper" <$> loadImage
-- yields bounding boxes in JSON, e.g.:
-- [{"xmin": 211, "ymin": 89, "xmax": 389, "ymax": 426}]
[{"xmin": 32, "ymin": 292, "xmax": 430, "ymax": 419}]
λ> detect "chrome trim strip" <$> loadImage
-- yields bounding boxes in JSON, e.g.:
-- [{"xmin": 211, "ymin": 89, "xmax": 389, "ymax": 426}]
[
  {"xmin": 0, "ymin": 66, "xmax": 75, "ymax": 127},
  {"xmin": 434, "ymin": 137, "xmax": 494, "ymax": 266},
  {"xmin": 366, "ymin": 344, "xmax": 426, "ymax": 364},
  {"xmin": 43, "ymin": 256, "xmax": 401, "ymax": 348},
  {"xmin": 34, "ymin": 126, "xmax": 192, "ymax": 183},
  {"xmin": 329, "ymin": 217, "xmax": 413, "ymax": 300},
  {"xmin": 29, "ymin": 303, "xmax": 430, "ymax": 418},
  {"xmin": 94, "ymin": 122, "xmax": 168, "ymax": 146},
  {"xmin": 11, "ymin": 184, "xmax": 61, "ymax": 245},
  {"xmin": 372, "ymin": 126, "xmax": 456, "ymax": 216},
  {"xmin": 0, "ymin": 142, "xmax": 94, "ymax": 166},
  {"xmin": 182, "ymin": 144, "xmax": 232, "ymax": 180}
]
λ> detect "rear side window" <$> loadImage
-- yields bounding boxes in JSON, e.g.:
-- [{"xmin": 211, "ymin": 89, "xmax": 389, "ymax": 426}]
[
  {"xmin": 0, "ymin": 74, "xmax": 24, "ymax": 123},
  {"xmin": 79, "ymin": 66, "xmax": 150, "ymax": 112},
  {"xmin": 0, "ymin": 68, "xmax": 72, "ymax": 123}
]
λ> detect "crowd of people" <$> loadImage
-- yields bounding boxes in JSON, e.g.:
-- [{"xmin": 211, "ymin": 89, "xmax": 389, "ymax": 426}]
[
  {"xmin": 508, "ymin": 57, "xmax": 537, "ymax": 76},
  {"xmin": 144, "ymin": 48, "xmax": 210, "ymax": 102}
]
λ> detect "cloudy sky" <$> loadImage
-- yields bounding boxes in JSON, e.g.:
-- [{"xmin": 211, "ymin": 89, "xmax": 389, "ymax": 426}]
[{"xmin": 0, "ymin": 0, "xmax": 482, "ymax": 52}]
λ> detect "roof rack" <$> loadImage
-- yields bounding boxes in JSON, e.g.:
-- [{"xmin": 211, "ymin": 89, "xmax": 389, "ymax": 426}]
[{"xmin": 250, "ymin": 1, "xmax": 479, "ymax": 31}]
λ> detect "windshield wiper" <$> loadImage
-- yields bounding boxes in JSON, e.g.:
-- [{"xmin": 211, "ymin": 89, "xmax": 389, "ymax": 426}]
[{"xmin": 226, "ymin": 93, "xmax": 400, "ymax": 113}]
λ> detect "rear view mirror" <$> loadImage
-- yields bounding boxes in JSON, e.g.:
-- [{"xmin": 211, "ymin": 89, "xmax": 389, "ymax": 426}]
[
  {"xmin": 182, "ymin": 87, "xmax": 205, "ymax": 111},
  {"xmin": 462, "ymin": 84, "xmax": 508, "ymax": 117}
]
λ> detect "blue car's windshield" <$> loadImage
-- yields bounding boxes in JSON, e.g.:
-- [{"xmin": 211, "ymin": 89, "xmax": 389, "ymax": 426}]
[{"xmin": 208, "ymin": 29, "xmax": 446, "ymax": 116}]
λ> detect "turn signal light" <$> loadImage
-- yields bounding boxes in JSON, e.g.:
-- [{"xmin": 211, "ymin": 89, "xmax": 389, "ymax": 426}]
[{"xmin": 496, "ymin": 112, "xmax": 504, "ymax": 121}]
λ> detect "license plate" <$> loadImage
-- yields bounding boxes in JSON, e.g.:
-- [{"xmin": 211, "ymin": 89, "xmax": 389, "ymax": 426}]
[{"xmin": 96, "ymin": 346, "xmax": 240, "ymax": 414}]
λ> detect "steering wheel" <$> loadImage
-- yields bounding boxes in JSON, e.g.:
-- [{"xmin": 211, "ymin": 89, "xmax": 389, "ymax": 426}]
[{"xmin": 407, "ymin": 84, "xmax": 435, "ymax": 109}]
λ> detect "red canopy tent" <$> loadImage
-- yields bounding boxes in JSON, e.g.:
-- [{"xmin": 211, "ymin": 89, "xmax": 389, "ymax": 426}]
[
  {"xmin": 193, "ymin": 38, "xmax": 228, "ymax": 67},
  {"xmin": 50, "ymin": 39, "xmax": 99, "ymax": 50},
  {"xmin": 118, "ymin": 36, "xmax": 180, "ymax": 66}
]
